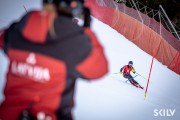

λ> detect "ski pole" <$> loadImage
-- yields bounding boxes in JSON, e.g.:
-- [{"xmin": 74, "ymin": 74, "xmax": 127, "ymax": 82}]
[
  {"xmin": 114, "ymin": 72, "xmax": 120, "ymax": 74},
  {"xmin": 136, "ymin": 73, "xmax": 148, "ymax": 80},
  {"xmin": 113, "ymin": 72, "xmax": 122, "ymax": 74},
  {"xmin": 125, "ymin": 75, "xmax": 138, "ymax": 82}
]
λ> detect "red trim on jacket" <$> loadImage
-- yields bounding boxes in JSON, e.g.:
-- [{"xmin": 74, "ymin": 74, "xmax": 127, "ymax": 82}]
[
  {"xmin": 22, "ymin": 11, "xmax": 55, "ymax": 43},
  {"xmin": 76, "ymin": 28, "xmax": 108, "ymax": 79},
  {"xmin": 0, "ymin": 29, "xmax": 5, "ymax": 48}
]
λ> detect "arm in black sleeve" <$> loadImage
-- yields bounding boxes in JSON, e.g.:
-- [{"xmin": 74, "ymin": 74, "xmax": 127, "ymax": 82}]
[{"xmin": 120, "ymin": 65, "xmax": 126, "ymax": 72}]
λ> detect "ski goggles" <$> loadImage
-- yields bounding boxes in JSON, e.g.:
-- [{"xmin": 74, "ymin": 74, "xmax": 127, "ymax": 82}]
[{"xmin": 128, "ymin": 63, "xmax": 133, "ymax": 67}]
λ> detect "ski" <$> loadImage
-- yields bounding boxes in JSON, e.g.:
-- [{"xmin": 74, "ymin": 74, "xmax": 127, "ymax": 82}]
[
  {"xmin": 125, "ymin": 80, "xmax": 144, "ymax": 90},
  {"xmin": 111, "ymin": 75, "xmax": 144, "ymax": 90}
]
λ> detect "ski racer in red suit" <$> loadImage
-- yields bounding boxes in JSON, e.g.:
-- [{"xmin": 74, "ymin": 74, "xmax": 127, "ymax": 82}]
[
  {"xmin": 0, "ymin": 0, "xmax": 108, "ymax": 120},
  {"xmin": 120, "ymin": 61, "xmax": 143, "ymax": 89}
]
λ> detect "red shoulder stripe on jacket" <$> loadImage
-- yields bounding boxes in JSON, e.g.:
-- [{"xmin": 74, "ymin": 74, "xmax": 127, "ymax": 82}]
[
  {"xmin": 76, "ymin": 28, "xmax": 108, "ymax": 79},
  {"xmin": 22, "ymin": 11, "xmax": 54, "ymax": 43},
  {"xmin": 0, "ymin": 29, "xmax": 5, "ymax": 48}
]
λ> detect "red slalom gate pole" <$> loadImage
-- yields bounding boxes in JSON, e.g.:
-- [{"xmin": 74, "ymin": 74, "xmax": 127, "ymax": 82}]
[{"xmin": 144, "ymin": 56, "xmax": 155, "ymax": 100}]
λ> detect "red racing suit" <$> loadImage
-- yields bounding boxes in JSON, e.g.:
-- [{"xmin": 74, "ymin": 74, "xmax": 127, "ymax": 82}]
[
  {"xmin": 120, "ymin": 65, "xmax": 135, "ymax": 75},
  {"xmin": 0, "ymin": 10, "xmax": 108, "ymax": 120},
  {"xmin": 120, "ymin": 65, "xmax": 136, "ymax": 80}
]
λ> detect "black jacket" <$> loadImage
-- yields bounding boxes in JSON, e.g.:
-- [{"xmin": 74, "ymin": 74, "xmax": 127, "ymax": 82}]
[{"xmin": 0, "ymin": 10, "xmax": 108, "ymax": 120}]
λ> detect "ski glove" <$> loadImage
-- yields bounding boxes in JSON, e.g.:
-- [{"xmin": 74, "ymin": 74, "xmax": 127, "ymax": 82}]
[
  {"xmin": 132, "ymin": 68, "xmax": 136, "ymax": 74},
  {"xmin": 119, "ymin": 72, "xmax": 122, "ymax": 74}
]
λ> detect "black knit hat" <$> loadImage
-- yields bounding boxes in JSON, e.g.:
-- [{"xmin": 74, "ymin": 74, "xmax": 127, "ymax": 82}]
[{"xmin": 43, "ymin": 0, "xmax": 84, "ymax": 5}]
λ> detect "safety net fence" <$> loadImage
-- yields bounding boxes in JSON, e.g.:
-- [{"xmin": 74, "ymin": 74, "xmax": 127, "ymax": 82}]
[{"xmin": 85, "ymin": 0, "xmax": 180, "ymax": 75}]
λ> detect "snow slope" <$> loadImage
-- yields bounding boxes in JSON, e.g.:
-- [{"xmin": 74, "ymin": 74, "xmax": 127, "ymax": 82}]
[
  {"xmin": 0, "ymin": 1, "xmax": 180, "ymax": 120},
  {"xmin": 73, "ymin": 18, "xmax": 180, "ymax": 120}
]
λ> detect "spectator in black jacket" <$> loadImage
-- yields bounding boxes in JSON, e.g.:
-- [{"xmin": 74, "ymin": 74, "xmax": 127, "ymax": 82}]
[{"xmin": 0, "ymin": 0, "xmax": 108, "ymax": 120}]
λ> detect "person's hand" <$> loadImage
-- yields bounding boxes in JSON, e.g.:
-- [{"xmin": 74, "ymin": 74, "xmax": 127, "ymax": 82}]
[
  {"xmin": 132, "ymin": 69, "xmax": 136, "ymax": 74},
  {"xmin": 119, "ymin": 72, "xmax": 122, "ymax": 74},
  {"xmin": 83, "ymin": 7, "xmax": 91, "ymax": 27}
]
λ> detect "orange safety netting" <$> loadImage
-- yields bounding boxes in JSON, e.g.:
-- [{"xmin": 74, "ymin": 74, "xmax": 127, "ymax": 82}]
[{"xmin": 85, "ymin": 0, "xmax": 180, "ymax": 75}]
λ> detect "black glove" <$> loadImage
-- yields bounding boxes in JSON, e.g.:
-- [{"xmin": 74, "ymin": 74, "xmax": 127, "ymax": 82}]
[{"xmin": 83, "ymin": 7, "xmax": 91, "ymax": 27}]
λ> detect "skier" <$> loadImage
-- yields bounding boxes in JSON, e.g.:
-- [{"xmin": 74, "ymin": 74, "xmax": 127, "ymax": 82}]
[
  {"xmin": 120, "ymin": 61, "xmax": 143, "ymax": 89},
  {"xmin": 0, "ymin": 0, "xmax": 108, "ymax": 120}
]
